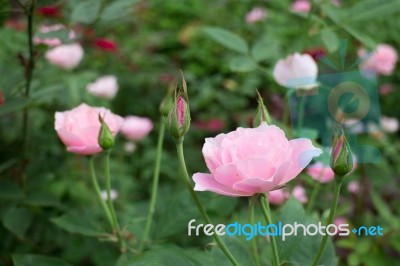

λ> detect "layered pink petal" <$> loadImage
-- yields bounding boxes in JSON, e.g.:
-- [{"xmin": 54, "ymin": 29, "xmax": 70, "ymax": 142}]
[{"xmin": 193, "ymin": 173, "xmax": 250, "ymax": 197}]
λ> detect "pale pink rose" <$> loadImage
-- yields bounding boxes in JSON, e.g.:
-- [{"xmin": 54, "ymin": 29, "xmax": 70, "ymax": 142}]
[
  {"xmin": 55, "ymin": 103, "xmax": 123, "ymax": 155},
  {"xmin": 360, "ymin": 44, "xmax": 398, "ymax": 76},
  {"xmin": 34, "ymin": 24, "xmax": 75, "ymax": 47},
  {"xmin": 292, "ymin": 185, "xmax": 308, "ymax": 203},
  {"xmin": 86, "ymin": 75, "xmax": 118, "ymax": 99},
  {"xmin": 273, "ymin": 53, "xmax": 318, "ymax": 89},
  {"xmin": 381, "ymin": 116, "xmax": 399, "ymax": 133},
  {"xmin": 268, "ymin": 188, "xmax": 289, "ymax": 205},
  {"xmin": 306, "ymin": 161, "xmax": 335, "ymax": 183},
  {"xmin": 291, "ymin": 0, "xmax": 311, "ymax": 13},
  {"xmin": 379, "ymin": 84, "xmax": 394, "ymax": 95},
  {"xmin": 192, "ymin": 122, "xmax": 322, "ymax": 197},
  {"xmin": 121, "ymin": 116, "xmax": 153, "ymax": 141},
  {"xmin": 246, "ymin": 7, "xmax": 267, "ymax": 24},
  {"xmin": 45, "ymin": 43, "xmax": 84, "ymax": 69},
  {"xmin": 347, "ymin": 181, "xmax": 360, "ymax": 194}
]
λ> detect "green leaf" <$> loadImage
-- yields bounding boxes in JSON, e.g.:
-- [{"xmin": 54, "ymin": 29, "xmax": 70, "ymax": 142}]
[
  {"xmin": 251, "ymin": 39, "xmax": 269, "ymax": 62},
  {"xmin": 51, "ymin": 214, "xmax": 108, "ymax": 237},
  {"xmin": 344, "ymin": 0, "xmax": 400, "ymax": 22},
  {"xmin": 71, "ymin": 0, "xmax": 101, "ymax": 24},
  {"xmin": 100, "ymin": 0, "xmax": 139, "ymax": 22},
  {"xmin": 370, "ymin": 191, "xmax": 398, "ymax": 227},
  {"xmin": 3, "ymin": 206, "xmax": 33, "ymax": 238},
  {"xmin": 12, "ymin": 254, "xmax": 72, "ymax": 266},
  {"xmin": 229, "ymin": 56, "xmax": 258, "ymax": 72},
  {"xmin": 341, "ymin": 24, "xmax": 375, "ymax": 49},
  {"xmin": 320, "ymin": 29, "xmax": 339, "ymax": 53},
  {"xmin": 202, "ymin": 27, "xmax": 248, "ymax": 54},
  {"xmin": 118, "ymin": 245, "xmax": 198, "ymax": 266},
  {"xmin": 212, "ymin": 236, "xmax": 255, "ymax": 266},
  {"xmin": 276, "ymin": 198, "xmax": 337, "ymax": 266},
  {"xmin": 0, "ymin": 97, "xmax": 30, "ymax": 116}
]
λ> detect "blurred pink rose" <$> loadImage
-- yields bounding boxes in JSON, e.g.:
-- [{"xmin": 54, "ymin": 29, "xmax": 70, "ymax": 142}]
[
  {"xmin": 291, "ymin": 0, "xmax": 311, "ymax": 13},
  {"xmin": 307, "ymin": 161, "xmax": 335, "ymax": 183},
  {"xmin": 268, "ymin": 188, "xmax": 289, "ymax": 205},
  {"xmin": 379, "ymin": 84, "xmax": 394, "ymax": 95},
  {"xmin": 246, "ymin": 7, "xmax": 267, "ymax": 24},
  {"xmin": 193, "ymin": 122, "xmax": 322, "ymax": 197},
  {"xmin": 121, "ymin": 116, "xmax": 153, "ymax": 141},
  {"xmin": 347, "ymin": 181, "xmax": 360, "ymax": 194},
  {"xmin": 45, "ymin": 43, "xmax": 84, "ymax": 69},
  {"xmin": 360, "ymin": 44, "xmax": 398, "ymax": 76},
  {"xmin": 194, "ymin": 118, "xmax": 224, "ymax": 132},
  {"xmin": 292, "ymin": 185, "xmax": 308, "ymax": 203},
  {"xmin": 86, "ymin": 75, "xmax": 118, "ymax": 99},
  {"xmin": 273, "ymin": 53, "xmax": 318, "ymax": 89},
  {"xmin": 34, "ymin": 24, "xmax": 75, "ymax": 47},
  {"xmin": 55, "ymin": 103, "xmax": 123, "ymax": 155}
]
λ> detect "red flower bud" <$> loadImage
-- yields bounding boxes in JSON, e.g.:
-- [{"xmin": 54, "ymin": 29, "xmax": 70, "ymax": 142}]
[
  {"xmin": 38, "ymin": 6, "xmax": 61, "ymax": 17},
  {"xmin": 94, "ymin": 39, "xmax": 118, "ymax": 52}
]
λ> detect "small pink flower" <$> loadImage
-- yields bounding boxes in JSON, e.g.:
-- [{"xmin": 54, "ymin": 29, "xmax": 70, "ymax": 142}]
[
  {"xmin": 268, "ymin": 189, "xmax": 289, "ymax": 205},
  {"xmin": 292, "ymin": 185, "xmax": 308, "ymax": 203},
  {"xmin": 246, "ymin": 7, "xmax": 267, "ymax": 24},
  {"xmin": 291, "ymin": 0, "xmax": 311, "ymax": 13},
  {"xmin": 45, "ymin": 43, "xmax": 84, "ymax": 69},
  {"xmin": 121, "ymin": 116, "xmax": 153, "ymax": 141},
  {"xmin": 193, "ymin": 122, "xmax": 322, "ymax": 197},
  {"xmin": 334, "ymin": 217, "xmax": 347, "ymax": 227},
  {"xmin": 347, "ymin": 181, "xmax": 360, "ymax": 194},
  {"xmin": 55, "ymin": 103, "xmax": 123, "ymax": 155},
  {"xmin": 94, "ymin": 38, "xmax": 118, "ymax": 52},
  {"xmin": 306, "ymin": 162, "xmax": 335, "ymax": 183},
  {"xmin": 379, "ymin": 84, "xmax": 394, "ymax": 95},
  {"xmin": 34, "ymin": 24, "xmax": 75, "ymax": 47},
  {"xmin": 360, "ymin": 44, "xmax": 398, "ymax": 76},
  {"xmin": 273, "ymin": 53, "xmax": 318, "ymax": 89},
  {"xmin": 86, "ymin": 75, "xmax": 118, "ymax": 99}
]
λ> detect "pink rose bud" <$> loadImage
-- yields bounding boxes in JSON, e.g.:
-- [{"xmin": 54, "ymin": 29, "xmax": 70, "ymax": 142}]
[
  {"xmin": 307, "ymin": 161, "xmax": 335, "ymax": 183},
  {"xmin": 268, "ymin": 188, "xmax": 289, "ymax": 205},
  {"xmin": 98, "ymin": 115, "xmax": 115, "ymax": 150},
  {"xmin": 121, "ymin": 116, "xmax": 153, "ymax": 141},
  {"xmin": 331, "ymin": 129, "xmax": 353, "ymax": 179},
  {"xmin": 86, "ymin": 75, "xmax": 118, "ymax": 99},
  {"xmin": 45, "ymin": 43, "xmax": 84, "ymax": 70},
  {"xmin": 253, "ymin": 91, "xmax": 271, "ymax": 127},
  {"xmin": 192, "ymin": 122, "xmax": 322, "ymax": 197},
  {"xmin": 55, "ymin": 103, "xmax": 123, "ymax": 155},
  {"xmin": 360, "ymin": 44, "xmax": 398, "ymax": 76},
  {"xmin": 245, "ymin": 7, "xmax": 267, "ymax": 24},
  {"xmin": 292, "ymin": 185, "xmax": 308, "ymax": 203},
  {"xmin": 273, "ymin": 53, "xmax": 318, "ymax": 90},
  {"xmin": 291, "ymin": 0, "xmax": 311, "ymax": 13},
  {"xmin": 167, "ymin": 72, "xmax": 191, "ymax": 140}
]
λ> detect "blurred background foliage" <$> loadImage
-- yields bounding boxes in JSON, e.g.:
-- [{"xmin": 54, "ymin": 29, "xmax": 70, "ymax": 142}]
[{"xmin": 0, "ymin": 0, "xmax": 400, "ymax": 265}]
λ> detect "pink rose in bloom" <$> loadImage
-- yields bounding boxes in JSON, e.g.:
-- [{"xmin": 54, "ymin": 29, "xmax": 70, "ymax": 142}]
[
  {"xmin": 192, "ymin": 122, "xmax": 322, "ymax": 197},
  {"xmin": 307, "ymin": 161, "xmax": 335, "ymax": 183},
  {"xmin": 55, "ymin": 103, "xmax": 123, "ymax": 155},
  {"xmin": 45, "ymin": 43, "xmax": 84, "ymax": 69},
  {"xmin": 379, "ymin": 84, "xmax": 394, "ymax": 95},
  {"xmin": 292, "ymin": 185, "xmax": 308, "ymax": 203},
  {"xmin": 291, "ymin": 0, "xmax": 311, "ymax": 13},
  {"xmin": 121, "ymin": 116, "xmax": 153, "ymax": 141},
  {"xmin": 360, "ymin": 44, "xmax": 398, "ymax": 76},
  {"xmin": 268, "ymin": 189, "xmax": 289, "ymax": 205},
  {"xmin": 245, "ymin": 7, "xmax": 267, "ymax": 24},
  {"xmin": 347, "ymin": 181, "xmax": 360, "ymax": 194},
  {"xmin": 194, "ymin": 118, "xmax": 224, "ymax": 132},
  {"xmin": 34, "ymin": 24, "xmax": 76, "ymax": 47},
  {"xmin": 273, "ymin": 53, "xmax": 318, "ymax": 89},
  {"xmin": 94, "ymin": 38, "xmax": 118, "ymax": 52},
  {"xmin": 86, "ymin": 75, "xmax": 118, "ymax": 99}
]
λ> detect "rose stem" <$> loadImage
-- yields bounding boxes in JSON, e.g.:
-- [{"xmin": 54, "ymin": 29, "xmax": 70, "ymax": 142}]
[
  {"xmin": 176, "ymin": 139, "xmax": 240, "ymax": 266},
  {"xmin": 249, "ymin": 198, "xmax": 260, "ymax": 266},
  {"xmin": 139, "ymin": 118, "xmax": 165, "ymax": 252}
]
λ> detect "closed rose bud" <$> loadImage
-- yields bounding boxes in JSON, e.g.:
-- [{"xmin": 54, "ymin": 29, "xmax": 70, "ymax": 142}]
[
  {"xmin": 253, "ymin": 91, "xmax": 271, "ymax": 127},
  {"xmin": 98, "ymin": 115, "xmax": 115, "ymax": 150},
  {"xmin": 167, "ymin": 72, "xmax": 191, "ymax": 140},
  {"xmin": 331, "ymin": 130, "xmax": 353, "ymax": 179}
]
